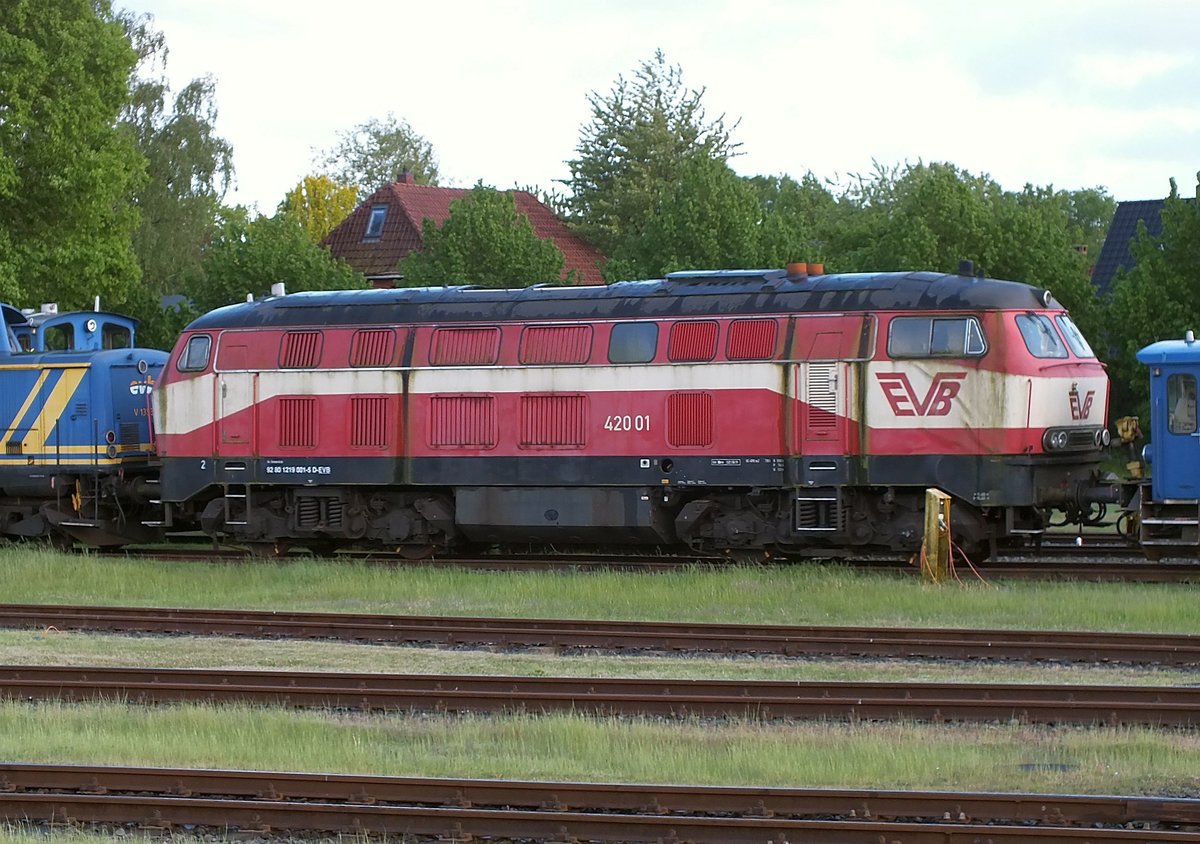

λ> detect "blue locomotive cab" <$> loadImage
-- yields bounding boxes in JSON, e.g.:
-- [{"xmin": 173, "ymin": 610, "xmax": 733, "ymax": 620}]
[
  {"xmin": 1137, "ymin": 334, "xmax": 1200, "ymax": 501},
  {"xmin": 0, "ymin": 304, "xmax": 168, "ymax": 546}
]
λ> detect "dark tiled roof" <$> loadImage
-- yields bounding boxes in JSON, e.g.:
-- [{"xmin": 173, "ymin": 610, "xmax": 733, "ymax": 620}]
[
  {"xmin": 1092, "ymin": 200, "xmax": 1167, "ymax": 297},
  {"xmin": 322, "ymin": 179, "xmax": 606, "ymax": 285}
]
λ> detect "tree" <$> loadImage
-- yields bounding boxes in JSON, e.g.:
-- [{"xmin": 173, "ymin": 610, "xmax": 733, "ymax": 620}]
[
  {"xmin": 278, "ymin": 175, "xmax": 359, "ymax": 243},
  {"xmin": 400, "ymin": 185, "xmax": 567, "ymax": 288},
  {"xmin": 564, "ymin": 50, "xmax": 739, "ymax": 257},
  {"xmin": 0, "ymin": 0, "xmax": 143, "ymax": 308},
  {"xmin": 604, "ymin": 156, "xmax": 762, "ymax": 279},
  {"xmin": 1107, "ymin": 175, "xmax": 1200, "ymax": 415},
  {"xmin": 117, "ymin": 12, "xmax": 235, "ymax": 346},
  {"xmin": 316, "ymin": 113, "xmax": 439, "ymax": 195},
  {"xmin": 825, "ymin": 162, "xmax": 1096, "ymax": 331},
  {"xmin": 197, "ymin": 208, "xmax": 366, "ymax": 313},
  {"xmin": 748, "ymin": 172, "xmax": 839, "ymax": 268}
]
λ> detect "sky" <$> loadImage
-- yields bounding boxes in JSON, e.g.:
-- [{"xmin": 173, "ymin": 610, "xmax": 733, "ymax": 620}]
[{"xmin": 125, "ymin": 0, "xmax": 1200, "ymax": 214}]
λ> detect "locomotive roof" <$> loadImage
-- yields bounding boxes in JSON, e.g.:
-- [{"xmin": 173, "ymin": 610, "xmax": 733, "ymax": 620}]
[
  {"xmin": 186, "ymin": 270, "xmax": 1060, "ymax": 330},
  {"xmin": 1137, "ymin": 336, "xmax": 1200, "ymax": 364}
]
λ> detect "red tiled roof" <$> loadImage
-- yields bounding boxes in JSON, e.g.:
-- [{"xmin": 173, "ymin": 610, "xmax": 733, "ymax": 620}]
[{"xmin": 322, "ymin": 178, "xmax": 606, "ymax": 285}]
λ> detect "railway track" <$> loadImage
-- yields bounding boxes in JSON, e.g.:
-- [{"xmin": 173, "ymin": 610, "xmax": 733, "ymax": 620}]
[
  {"xmin": 4, "ymin": 665, "xmax": 1199, "ymax": 725},
  {"xmin": 0, "ymin": 763, "xmax": 1196, "ymax": 842},
  {"xmin": 4, "ymin": 602, "xmax": 1200, "ymax": 665}
]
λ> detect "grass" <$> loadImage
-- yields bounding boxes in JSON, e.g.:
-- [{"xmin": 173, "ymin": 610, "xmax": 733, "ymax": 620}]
[
  {"xmin": 0, "ymin": 699, "xmax": 1196, "ymax": 796},
  {"xmin": 1, "ymin": 546, "xmax": 1198, "ymax": 632},
  {"xmin": 2, "ymin": 629, "xmax": 1198, "ymax": 686}
]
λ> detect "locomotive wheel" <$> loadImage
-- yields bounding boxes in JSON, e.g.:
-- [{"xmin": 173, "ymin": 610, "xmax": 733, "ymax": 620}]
[{"xmin": 397, "ymin": 544, "xmax": 435, "ymax": 560}]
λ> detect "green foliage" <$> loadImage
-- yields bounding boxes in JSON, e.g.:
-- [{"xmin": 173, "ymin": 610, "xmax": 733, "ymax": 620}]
[
  {"xmin": 198, "ymin": 208, "xmax": 366, "ymax": 313},
  {"xmin": 1107, "ymin": 175, "xmax": 1200, "ymax": 414},
  {"xmin": 400, "ymin": 185, "xmax": 567, "ymax": 288},
  {"xmin": 0, "ymin": 0, "xmax": 143, "ymax": 308},
  {"xmin": 564, "ymin": 50, "xmax": 738, "ymax": 258},
  {"xmin": 604, "ymin": 156, "xmax": 762, "ymax": 280},
  {"xmin": 748, "ymin": 173, "xmax": 839, "ymax": 267},
  {"xmin": 278, "ymin": 175, "xmax": 359, "ymax": 243},
  {"xmin": 118, "ymin": 12, "xmax": 234, "ymax": 323},
  {"xmin": 827, "ymin": 161, "xmax": 1099, "ymax": 334},
  {"xmin": 316, "ymin": 112, "xmax": 439, "ymax": 195}
]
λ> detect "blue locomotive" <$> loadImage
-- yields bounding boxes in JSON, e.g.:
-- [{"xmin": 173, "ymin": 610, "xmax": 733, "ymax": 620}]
[
  {"xmin": 0, "ymin": 303, "xmax": 168, "ymax": 546},
  {"xmin": 1123, "ymin": 331, "xmax": 1200, "ymax": 555}
]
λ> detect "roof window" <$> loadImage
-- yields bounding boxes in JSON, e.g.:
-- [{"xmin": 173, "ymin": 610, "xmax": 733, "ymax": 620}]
[{"xmin": 364, "ymin": 205, "xmax": 387, "ymax": 241}]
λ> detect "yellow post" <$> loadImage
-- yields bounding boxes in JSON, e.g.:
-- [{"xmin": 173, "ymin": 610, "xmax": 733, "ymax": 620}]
[{"xmin": 922, "ymin": 488, "xmax": 952, "ymax": 583}]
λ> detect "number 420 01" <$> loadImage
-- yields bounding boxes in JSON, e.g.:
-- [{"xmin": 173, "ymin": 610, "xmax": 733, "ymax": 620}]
[{"xmin": 603, "ymin": 414, "xmax": 650, "ymax": 432}]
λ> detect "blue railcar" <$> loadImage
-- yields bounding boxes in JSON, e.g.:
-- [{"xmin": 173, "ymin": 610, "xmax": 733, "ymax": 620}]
[{"xmin": 0, "ymin": 304, "xmax": 169, "ymax": 546}]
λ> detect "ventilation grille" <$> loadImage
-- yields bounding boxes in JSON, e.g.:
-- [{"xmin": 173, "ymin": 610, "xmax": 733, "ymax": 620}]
[
  {"xmin": 118, "ymin": 422, "xmax": 141, "ymax": 451},
  {"xmin": 520, "ymin": 395, "xmax": 587, "ymax": 448},
  {"xmin": 727, "ymin": 319, "xmax": 778, "ymax": 360},
  {"xmin": 431, "ymin": 327, "xmax": 500, "ymax": 365},
  {"xmin": 520, "ymin": 325, "xmax": 592, "ymax": 364},
  {"xmin": 668, "ymin": 321, "xmax": 719, "ymax": 362},
  {"xmin": 350, "ymin": 329, "xmax": 395, "ymax": 367},
  {"xmin": 806, "ymin": 363, "xmax": 838, "ymax": 430},
  {"xmin": 280, "ymin": 331, "xmax": 323, "ymax": 368},
  {"xmin": 351, "ymin": 396, "xmax": 388, "ymax": 448},
  {"xmin": 668, "ymin": 392, "xmax": 713, "ymax": 447},
  {"xmin": 279, "ymin": 396, "xmax": 317, "ymax": 447},
  {"xmin": 430, "ymin": 395, "xmax": 496, "ymax": 447}
]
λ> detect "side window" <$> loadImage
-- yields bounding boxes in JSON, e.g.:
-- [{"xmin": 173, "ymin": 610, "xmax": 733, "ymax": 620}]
[
  {"xmin": 102, "ymin": 323, "xmax": 132, "ymax": 349},
  {"xmin": 178, "ymin": 334, "xmax": 212, "ymax": 372},
  {"xmin": 1015, "ymin": 314, "xmax": 1068, "ymax": 359},
  {"xmin": 1168, "ymin": 374, "xmax": 1197, "ymax": 435},
  {"xmin": 43, "ymin": 324, "xmax": 74, "ymax": 351},
  {"xmin": 1055, "ymin": 315, "xmax": 1095, "ymax": 358},
  {"xmin": 608, "ymin": 322, "xmax": 658, "ymax": 364},
  {"xmin": 888, "ymin": 316, "xmax": 986, "ymax": 358}
]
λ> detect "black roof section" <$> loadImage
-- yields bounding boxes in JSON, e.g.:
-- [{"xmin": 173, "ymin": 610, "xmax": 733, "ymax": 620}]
[
  {"xmin": 186, "ymin": 270, "xmax": 1059, "ymax": 331},
  {"xmin": 1092, "ymin": 200, "xmax": 1167, "ymax": 297}
]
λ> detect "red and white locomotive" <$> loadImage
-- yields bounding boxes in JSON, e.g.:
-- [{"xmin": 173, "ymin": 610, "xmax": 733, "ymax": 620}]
[{"xmin": 153, "ymin": 266, "xmax": 1111, "ymax": 557}]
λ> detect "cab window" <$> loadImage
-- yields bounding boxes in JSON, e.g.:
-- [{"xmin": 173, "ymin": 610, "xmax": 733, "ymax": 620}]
[
  {"xmin": 1168, "ymin": 373, "xmax": 1197, "ymax": 435},
  {"xmin": 887, "ymin": 316, "xmax": 986, "ymax": 358},
  {"xmin": 43, "ymin": 324, "xmax": 74, "ymax": 351},
  {"xmin": 1055, "ymin": 315, "xmax": 1095, "ymax": 358},
  {"xmin": 1015, "ymin": 314, "xmax": 1068, "ymax": 359},
  {"xmin": 178, "ymin": 334, "xmax": 212, "ymax": 371},
  {"xmin": 102, "ymin": 323, "xmax": 132, "ymax": 349}
]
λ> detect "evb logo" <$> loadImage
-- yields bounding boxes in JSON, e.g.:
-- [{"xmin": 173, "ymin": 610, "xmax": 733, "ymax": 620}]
[{"xmin": 876, "ymin": 371, "xmax": 967, "ymax": 417}]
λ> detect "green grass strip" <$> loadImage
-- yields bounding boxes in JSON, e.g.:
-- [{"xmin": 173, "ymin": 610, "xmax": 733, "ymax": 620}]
[
  {"xmin": 1, "ymin": 700, "xmax": 1197, "ymax": 796},
  {"xmin": 2, "ymin": 548, "xmax": 1197, "ymax": 632}
]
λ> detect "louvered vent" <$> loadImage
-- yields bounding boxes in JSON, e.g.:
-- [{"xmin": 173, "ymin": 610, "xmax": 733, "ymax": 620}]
[
  {"xmin": 350, "ymin": 329, "xmax": 396, "ymax": 367},
  {"xmin": 279, "ymin": 396, "xmax": 317, "ymax": 447},
  {"xmin": 280, "ymin": 331, "xmax": 323, "ymax": 368},
  {"xmin": 806, "ymin": 363, "xmax": 838, "ymax": 429},
  {"xmin": 118, "ymin": 422, "xmax": 141, "ymax": 452},
  {"xmin": 350, "ymin": 396, "xmax": 389, "ymax": 448},
  {"xmin": 430, "ymin": 396, "xmax": 496, "ymax": 447},
  {"xmin": 430, "ymin": 327, "xmax": 500, "ymax": 365},
  {"xmin": 668, "ymin": 321, "xmax": 719, "ymax": 362},
  {"xmin": 520, "ymin": 395, "xmax": 587, "ymax": 448},
  {"xmin": 727, "ymin": 319, "xmax": 778, "ymax": 360},
  {"xmin": 668, "ymin": 392, "xmax": 713, "ymax": 447},
  {"xmin": 519, "ymin": 325, "xmax": 592, "ymax": 364}
]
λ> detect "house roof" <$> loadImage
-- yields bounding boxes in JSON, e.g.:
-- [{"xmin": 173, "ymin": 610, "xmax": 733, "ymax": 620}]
[
  {"xmin": 321, "ymin": 177, "xmax": 606, "ymax": 285},
  {"xmin": 1091, "ymin": 199, "xmax": 1167, "ymax": 297}
]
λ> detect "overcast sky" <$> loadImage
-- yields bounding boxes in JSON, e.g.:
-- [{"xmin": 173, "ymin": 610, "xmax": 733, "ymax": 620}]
[{"xmin": 125, "ymin": 0, "xmax": 1199, "ymax": 214}]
